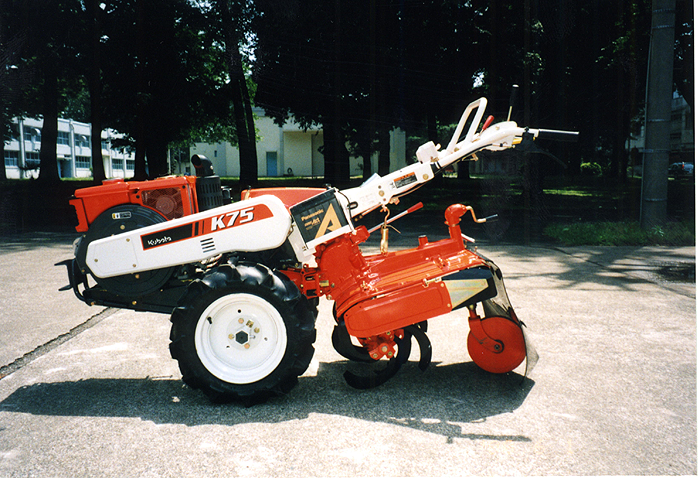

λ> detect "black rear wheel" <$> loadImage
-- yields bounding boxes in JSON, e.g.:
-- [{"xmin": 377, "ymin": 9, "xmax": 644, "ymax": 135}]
[{"xmin": 169, "ymin": 261, "xmax": 316, "ymax": 403}]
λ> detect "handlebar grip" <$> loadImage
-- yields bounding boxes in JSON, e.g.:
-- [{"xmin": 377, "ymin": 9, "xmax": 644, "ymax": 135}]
[{"xmin": 536, "ymin": 129, "xmax": 579, "ymax": 142}]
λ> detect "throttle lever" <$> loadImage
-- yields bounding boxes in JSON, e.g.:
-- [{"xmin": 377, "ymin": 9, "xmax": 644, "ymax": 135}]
[
  {"xmin": 481, "ymin": 115, "xmax": 495, "ymax": 132},
  {"xmin": 368, "ymin": 202, "xmax": 424, "ymax": 234}
]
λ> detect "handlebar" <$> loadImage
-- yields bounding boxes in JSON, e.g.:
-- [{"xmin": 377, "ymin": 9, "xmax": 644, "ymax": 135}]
[
  {"xmin": 534, "ymin": 129, "xmax": 579, "ymax": 142},
  {"xmin": 340, "ymin": 97, "xmax": 579, "ymax": 219}
]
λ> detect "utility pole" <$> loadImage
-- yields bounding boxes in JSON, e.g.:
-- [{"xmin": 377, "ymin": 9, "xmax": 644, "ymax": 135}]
[{"xmin": 640, "ymin": 0, "xmax": 676, "ymax": 229}]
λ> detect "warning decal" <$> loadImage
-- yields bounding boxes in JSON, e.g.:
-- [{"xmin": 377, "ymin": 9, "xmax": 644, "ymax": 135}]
[{"xmin": 393, "ymin": 172, "xmax": 418, "ymax": 189}]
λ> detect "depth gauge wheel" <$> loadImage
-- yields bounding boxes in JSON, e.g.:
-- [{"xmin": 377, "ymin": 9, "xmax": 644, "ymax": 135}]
[
  {"xmin": 467, "ymin": 316, "xmax": 526, "ymax": 374},
  {"xmin": 169, "ymin": 261, "xmax": 316, "ymax": 403}
]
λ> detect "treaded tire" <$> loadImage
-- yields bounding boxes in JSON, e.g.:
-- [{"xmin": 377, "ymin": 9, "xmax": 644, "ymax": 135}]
[{"xmin": 169, "ymin": 260, "xmax": 316, "ymax": 404}]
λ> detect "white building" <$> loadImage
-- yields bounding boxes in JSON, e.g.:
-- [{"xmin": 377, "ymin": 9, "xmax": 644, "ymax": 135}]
[
  {"xmin": 175, "ymin": 108, "xmax": 407, "ymax": 178},
  {"xmin": 3, "ymin": 117, "xmax": 135, "ymax": 179},
  {"xmin": 4, "ymin": 109, "xmax": 407, "ymax": 180}
]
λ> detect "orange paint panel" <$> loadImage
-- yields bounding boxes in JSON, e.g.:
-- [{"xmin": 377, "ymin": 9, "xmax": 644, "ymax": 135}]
[
  {"xmin": 71, "ymin": 176, "xmax": 198, "ymax": 231},
  {"xmin": 344, "ymin": 282, "xmax": 453, "ymax": 337}
]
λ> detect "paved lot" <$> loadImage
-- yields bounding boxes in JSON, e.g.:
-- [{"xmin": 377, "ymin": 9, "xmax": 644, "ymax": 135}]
[{"xmin": 0, "ymin": 232, "xmax": 695, "ymax": 477}]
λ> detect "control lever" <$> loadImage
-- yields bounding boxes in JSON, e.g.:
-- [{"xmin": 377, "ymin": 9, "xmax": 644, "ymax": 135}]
[
  {"xmin": 368, "ymin": 202, "xmax": 424, "ymax": 234},
  {"xmin": 507, "ymin": 85, "xmax": 519, "ymax": 122}
]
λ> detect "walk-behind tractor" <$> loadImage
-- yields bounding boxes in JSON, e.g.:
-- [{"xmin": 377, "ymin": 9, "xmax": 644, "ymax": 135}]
[{"xmin": 60, "ymin": 97, "xmax": 577, "ymax": 403}]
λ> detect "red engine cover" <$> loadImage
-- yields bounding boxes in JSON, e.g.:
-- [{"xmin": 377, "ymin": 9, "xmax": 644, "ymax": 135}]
[{"xmin": 70, "ymin": 176, "xmax": 198, "ymax": 232}]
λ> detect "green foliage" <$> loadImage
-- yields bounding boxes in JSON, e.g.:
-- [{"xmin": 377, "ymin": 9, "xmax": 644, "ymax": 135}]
[
  {"xmin": 580, "ymin": 162, "xmax": 603, "ymax": 177},
  {"xmin": 543, "ymin": 221, "xmax": 695, "ymax": 246}
]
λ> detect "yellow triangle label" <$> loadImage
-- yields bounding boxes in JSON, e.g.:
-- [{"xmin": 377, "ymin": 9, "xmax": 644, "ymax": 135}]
[{"xmin": 314, "ymin": 205, "xmax": 342, "ymax": 239}]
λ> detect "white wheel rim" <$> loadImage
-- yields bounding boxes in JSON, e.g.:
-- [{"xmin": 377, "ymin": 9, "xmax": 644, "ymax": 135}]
[{"xmin": 194, "ymin": 293, "xmax": 287, "ymax": 384}]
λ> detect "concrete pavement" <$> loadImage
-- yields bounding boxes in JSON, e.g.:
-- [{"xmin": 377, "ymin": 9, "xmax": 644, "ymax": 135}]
[{"xmin": 0, "ymin": 233, "xmax": 695, "ymax": 476}]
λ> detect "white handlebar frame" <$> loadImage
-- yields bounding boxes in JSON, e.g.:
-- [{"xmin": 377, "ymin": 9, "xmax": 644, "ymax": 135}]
[
  {"xmin": 446, "ymin": 98, "xmax": 487, "ymax": 154},
  {"xmin": 340, "ymin": 97, "xmax": 535, "ymax": 218}
]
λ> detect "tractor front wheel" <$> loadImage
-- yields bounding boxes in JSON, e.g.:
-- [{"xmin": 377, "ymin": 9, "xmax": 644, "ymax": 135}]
[{"xmin": 169, "ymin": 261, "xmax": 316, "ymax": 403}]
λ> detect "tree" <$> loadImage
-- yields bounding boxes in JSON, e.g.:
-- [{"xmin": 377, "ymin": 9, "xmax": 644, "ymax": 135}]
[
  {"xmin": 254, "ymin": 0, "xmax": 486, "ymax": 184},
  {"xmin": 100, "ymin": 0, "xmax": 231, "ymax": 179},
  {"xmin": 5, "ymin": 0, "xmax": 85, "ymax": 183},
  {"xmin": 673, "ymin": 0, "xmax": 693, "ymax": 117},
  {"xmin": 0, "ymin": 0, "xmax": 26, "ymax": 182},
  {"xmin": 210, "ymin": 0, "xmax": 259, "ymax": 186},
  {"xmin": 86, "ymin": 0, "xmax": 106, "ymax": 182},
  {"xmin": 640, "ymin": 0, "xmax": 676, "ymax": 229}
]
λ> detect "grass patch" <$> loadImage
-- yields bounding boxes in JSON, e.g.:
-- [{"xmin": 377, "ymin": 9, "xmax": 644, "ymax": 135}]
[{"xmin": 543, "ymin": 221, "xmax": 696, "ymax": 246}]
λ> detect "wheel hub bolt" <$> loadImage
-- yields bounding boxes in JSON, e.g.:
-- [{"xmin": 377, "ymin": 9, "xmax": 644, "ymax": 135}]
[{"xmin": 235, "ymin": 331, "xmax": 249, "ymax": 345}]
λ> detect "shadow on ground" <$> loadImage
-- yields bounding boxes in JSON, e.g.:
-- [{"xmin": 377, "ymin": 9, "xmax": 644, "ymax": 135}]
[{"xmin": 1, "ymin": 361, "xmax": 534, "ymax": 442}]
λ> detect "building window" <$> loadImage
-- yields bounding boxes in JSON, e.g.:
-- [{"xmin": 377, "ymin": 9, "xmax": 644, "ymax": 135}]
[
  {"xmin": 24, "ymin": 127, "xmax": 40, "ymax": 142},
  {"xmin": 25, "ymin": 152, "xmax": 40, "ymax": 169},
  {"xmin": 102, "ymin": 139, "xmax": 110, "ymax": 150},
  {"xmin": 111, "ymin": 158, "xmax": 123, "ymax": 171},
  {"xmin": 126, "ymin": 159, "xmax": 135, "ymax": 171},
  {"xmin": 76, "ymin": 135, "xmax": 90, "ymax": 148},
  {"xmin": 76, "ymin": 156, "xmax": 91, "ymax": 169},
  {"xmin": 58, "ymin": 131, "xmax": 70, "ymax": 145},
  {"xmin": 4, "ymin": 150, "xmax": 19, "ymax": 167}
]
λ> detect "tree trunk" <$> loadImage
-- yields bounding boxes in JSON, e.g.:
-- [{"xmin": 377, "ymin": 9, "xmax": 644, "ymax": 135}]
[
  {"xmin": 0, "ymin": 130, "xmax": 6, "ymax": 182},
  {"xmin": 132, "ymin": 0, "xmax": 147, "ymax": 180},
  {"xmin": 217, "ymin": 0, "xmax": 258, "ymax": 186},
  {"xmin": 640, "ymin": 0, "xmax": 675, "ymax": 229},
  {"xmin": 37, "ymin": 61, "xmax": 60, "ymax": 183},
  {"xmin": 146, "ymin": 135, "xmax": 169, "ymax": 177},
  {"xmin": 360, "ymin": 124, "xmax": 373, "ymax": 180},
  {"xmin": 322, "ymin": 116, "xmax": 350, "ymax": 185},
  {"xmin": 89, "ymin": 0, "xmax": 106, "ymax": 183},
  {"xmin": 377, "ymin": 123, "xmax": 390, "ymax": 176},
  {"xmin": 231, "ymin": 64, "xmax": 257, "ymax": 185},
  {"xmin": 0, "ymin": 0, "xmax": 7, "ymax": 182},
  {"xmin": 324, "ymin": 0, "xmax": 349, "ymax": 185}
]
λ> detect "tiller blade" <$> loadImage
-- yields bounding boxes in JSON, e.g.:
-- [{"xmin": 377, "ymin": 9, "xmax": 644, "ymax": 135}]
[{"xmin": 343, "ymin": 325, "xmax": 432, "ymax": 389}]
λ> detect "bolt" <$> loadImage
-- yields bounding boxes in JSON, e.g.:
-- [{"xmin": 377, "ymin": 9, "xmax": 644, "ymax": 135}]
[
  {"xmin": 235, "ymin": 331, "xmax": 249, "ymax": 345},
  {"xmin": 238, "ymin": 318, "xmax": 244, "ymax": 324},
  {"xmin": 229, "ymin": 334, "xmax": 234, "ymax": 340},
  {"xmin": 254, "ymin": 328, "xmax": 260, "ymax": 334},
  {"xmin": 244, "ymin": 343, "xmax": 250, "ymax": 349}
]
